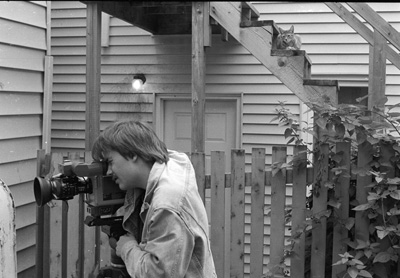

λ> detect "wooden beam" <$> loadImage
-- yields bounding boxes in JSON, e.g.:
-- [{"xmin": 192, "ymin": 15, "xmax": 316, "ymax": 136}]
[
  {"xmin": 191, "ymin": 2, "xmax": 207, "ymax": 153},
  {"xmin": 203, "ymin": 2, "xmax": 212, "ymax": 47},
  {"xmin": 43, "ymin": 56, "xmax": 53, "ymax": 153},
  {"xmin": 347, "ymin": 2, "xmax": 400, "ymax": 52},
  {"xmin": 101, "ymin": 13, "xmax": 110, "ymax": 47},
  {"xmin": 368, "ymin": 29, "xmax": 387, "ymax": 113},
  {"xmin": 86, "ymin": 3, "xmax": 101, "ymax": 151},
  {"xmin": 85, "ymin": 3, "xmax": 102, "ymax": 274},
  {"xmin": 325, "ymin": 2, "xmax": 400, "ymax": 70},
  {"xmin": 210, "ymin": 2, "xmax": 337, "ymax": 104}
]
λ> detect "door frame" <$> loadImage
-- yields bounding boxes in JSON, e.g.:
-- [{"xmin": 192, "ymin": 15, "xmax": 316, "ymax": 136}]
[{"xmin": 153, "ymin": 93, "xmax": 243, "ymax": 150}]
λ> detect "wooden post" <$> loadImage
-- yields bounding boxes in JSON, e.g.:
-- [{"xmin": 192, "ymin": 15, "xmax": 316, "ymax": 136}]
[
  {"xmin": 191, "ymin": 2, "xmax": 207, "ymax": 153},
  {"xmin": 86, "ymin": 2, "xmax": 101, "ymax": 150},
  {"xmin": 86, "ymin": 2, "xmax": 102, "ymax": 274},
  {"xmin": 0, "ymin": 179, "xmax": 17, "ymax": 278},
  {"xmin": 36, "ymin": 2, "xmax": 53, "ymax": 276},
  {"xmin": 368, "ymin": 29, "xmax": 386, "ymax": 116}
]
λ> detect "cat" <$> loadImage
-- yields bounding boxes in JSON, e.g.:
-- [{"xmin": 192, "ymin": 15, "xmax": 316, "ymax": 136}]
[{"xmin": 276, "ymin": 25, "xmax": 302, "ymax": 50}]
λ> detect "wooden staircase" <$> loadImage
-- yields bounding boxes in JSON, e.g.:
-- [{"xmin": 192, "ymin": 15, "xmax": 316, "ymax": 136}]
[{"xmin": 209, "ymin": 2, "xmax": 339, "ymax": 105}]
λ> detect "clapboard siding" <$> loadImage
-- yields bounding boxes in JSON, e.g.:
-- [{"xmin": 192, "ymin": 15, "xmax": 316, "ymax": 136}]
[{"xmin": 0, "ymin": 1, "xmax": 48, "ymax": 276}]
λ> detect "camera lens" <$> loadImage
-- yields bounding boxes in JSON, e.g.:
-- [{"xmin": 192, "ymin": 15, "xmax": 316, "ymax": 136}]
[{"xmin": 34, "ymin": 177, "xmax": 53, "ymax": 207}]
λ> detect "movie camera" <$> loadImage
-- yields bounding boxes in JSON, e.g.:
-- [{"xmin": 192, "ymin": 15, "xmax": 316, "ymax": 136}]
[{"xmin": 33, "ymin": 160, "xmax": 129, "ymax": 277}]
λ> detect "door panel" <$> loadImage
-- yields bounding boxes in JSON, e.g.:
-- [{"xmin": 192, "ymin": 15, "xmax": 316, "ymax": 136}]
[{"xmin": 163, "ymin": 98, "xmax": 237, "ymax": 173}]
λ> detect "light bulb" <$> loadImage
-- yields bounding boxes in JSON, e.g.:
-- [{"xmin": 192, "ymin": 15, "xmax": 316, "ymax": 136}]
[{"xmin": 132, "ymin": 79, "xmax": 143, "ymax": 91}]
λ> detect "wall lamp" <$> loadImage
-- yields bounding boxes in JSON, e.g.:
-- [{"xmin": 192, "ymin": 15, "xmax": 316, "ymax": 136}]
[{"xmin": 132, "ymin": 74, "xmax": 146, "ymax": 91}]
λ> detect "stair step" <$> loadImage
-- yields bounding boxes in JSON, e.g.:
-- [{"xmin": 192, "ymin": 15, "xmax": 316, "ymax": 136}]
[
  {"xmin": 271, "ymin": 49, "xmax": 306, "ymax": 57},
  {"xmin": 241, "ymin": 2, "xmax": 260, "ymax": 21},
  {"xmin": 303, "ymin": 79, "xmax": 339, "ymax": 88},
  {"xmin": 271, "ymin": 49, "xmax": 313, "ymax": 71},
  {"xmin": 240, "ymin": 20, "xmax": 279, "ymax": 35}
]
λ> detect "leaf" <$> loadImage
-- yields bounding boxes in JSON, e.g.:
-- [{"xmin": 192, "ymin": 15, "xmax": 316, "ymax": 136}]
[
  {"xmin": 373, "ymin": 252, "xmax": 391, "ymax": 263},
  {"xmin": 388, "ymin": 177, "xmax": 400, "ymax": 184},
  {"xmin": 345, "ymin": 217, "xmax": 355, "ymax": 230},
  {"xmin": 324, "ymin": 181, "xmax": 335, "ymax": 189},
  {"xmin": 287, "ymin": 137, "xmax": 295, "ymax": 144},
  {"xmin": 331, "ymin": 153, "xmax": 343, "ymax": 163},
  {"xmin": 356, "ymin": 95, "xmax": 368, "ymax": 103},
  {"xmin": 376, "ymin": 96, "xmax": 388, "ymax": 107},
  {"xmin": 284, "ymin": 128, "xmax": 292, "ymax": 139},
  {"xmin": 316, "ymin": 117, "xmax": 327, "ymax": 129},
  {"xmin": 393, "ymin": 144, "xmax": 400, "ymax": 153},
  {"xmin": 390, "ymin": 190, "xmax": 400, "ymax": 200},
  {"xmin": 355, "ymin": 239, "xmax": 368, "ymax": 249},
  {"xmin": 377, "ymin": 229, "xmax": 390, "ymax": 240},
  {"xmin": 358, "ymin": 270, "xmax": 373, "ymax": 278},
  {"xmin": 272, "ymin": 167, "xmax": 280, "ymax": 177},
  {"xmin": 335, "ymin": 123, "xmax": 346, "ymax": 138},
  {"xmin": 270, "ymin": 116, "xmax": 280, "ymax": 123},
  {"xmin": 358, "ymin": 116, "xmax": 373, "ymax": 125},
  {"xmin": 347, "ymin": 266, "xmax": 358, "ymax": 278},
  {"xmin": 357, "ymin": 131, "xmax": 367, "ymax": 144},
  {"xmin": 353, "ymin": 203, "xmax": 372, "ymax": 211}
]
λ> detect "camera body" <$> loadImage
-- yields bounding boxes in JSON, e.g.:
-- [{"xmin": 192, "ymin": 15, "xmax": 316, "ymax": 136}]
[{"xmin": 34, "ymin": 160, "xmax": 125, "ymax": 217}]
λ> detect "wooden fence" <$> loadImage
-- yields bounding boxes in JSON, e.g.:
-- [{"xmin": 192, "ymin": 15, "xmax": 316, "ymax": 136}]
[{"xmin": 35, "ymin": 142, "xmax": 364, "ymax": 278}]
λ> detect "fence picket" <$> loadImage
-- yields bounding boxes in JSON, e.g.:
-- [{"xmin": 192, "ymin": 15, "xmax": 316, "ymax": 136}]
[
  {"xmin": 210, "ymin": 151, "xmax": 226, "ymax": 278},
  {"xmin": 230, "ymin": 149, "xmax": 246, "ymax": 278},
  {"xmin": 332, "ymin": 142, "xmax": 351, "ymax": 277},
  {"xmin": 35, "ymin": 150, "xmax": 51, "ymax": 278},
  {"xmin": 48, "ymin": 152, "xmax": 64, "ymax": 278},
  {"xmin": 269, "ymin": 146, "xmax": 287, "ymax": 276},
  {"xmin": 83, "ymin": 151, "xmax": 96, "ymax": 277},
  {"xmin": 355, "ymin": 142, "xmax": 372, "ymax": 243},
  {"xmin": 66, "ymin": 152, "xmax": 82, "ymax": 278},
  {"xmin": 291, "ymin": 145, "xmax": 308, "ymax": 277},
  {"xmin": 311, "ymin": 143, "xmax": 329, "ymax": 278},
  {"xmin": 191, "ymin": 152, "xmax": 206, "ymax": 203},
  {"xmin": 250, "ymin": 148, "xmax": 266, "ymax": 278}
]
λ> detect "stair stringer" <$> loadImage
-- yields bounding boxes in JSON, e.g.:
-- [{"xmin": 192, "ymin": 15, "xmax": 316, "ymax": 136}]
[{"xmin": 209, "ymin": 1, "xmax": 337, "ymax": 105}]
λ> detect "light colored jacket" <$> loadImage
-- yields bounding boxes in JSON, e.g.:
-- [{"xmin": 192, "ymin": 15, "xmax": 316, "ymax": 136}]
[{"xmin": 120, "ymin": 150, "xmax": 217, "ymax": 278}]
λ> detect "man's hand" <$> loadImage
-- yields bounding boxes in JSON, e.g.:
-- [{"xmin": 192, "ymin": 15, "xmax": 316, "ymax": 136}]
[{"xmin": 116, "ymin": 234, "xmax": 138, "ymax": 257}]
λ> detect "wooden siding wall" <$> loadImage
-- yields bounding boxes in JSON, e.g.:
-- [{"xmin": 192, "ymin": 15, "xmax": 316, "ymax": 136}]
[{"xmin": 0, "ymin": 1, "xmax": 48, "ymax": 277}]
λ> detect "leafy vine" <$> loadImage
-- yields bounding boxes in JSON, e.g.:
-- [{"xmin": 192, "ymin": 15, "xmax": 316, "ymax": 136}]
[{"xmin": 264, "ymin": 96, "xmax": 400, "ymax": 278}]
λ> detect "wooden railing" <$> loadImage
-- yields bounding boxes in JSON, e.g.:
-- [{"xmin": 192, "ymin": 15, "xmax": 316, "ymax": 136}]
[{"xmin": 36, "ymin": 142, "xmax": 360, "ymax": 278}]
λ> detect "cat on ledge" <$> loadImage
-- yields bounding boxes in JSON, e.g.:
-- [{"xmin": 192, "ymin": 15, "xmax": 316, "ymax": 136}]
[{"xmin": 276, "ymin": 25, "xmax": 302, "ymax": 50}]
